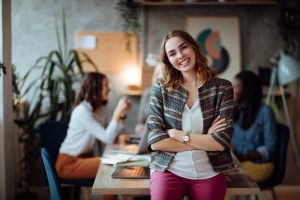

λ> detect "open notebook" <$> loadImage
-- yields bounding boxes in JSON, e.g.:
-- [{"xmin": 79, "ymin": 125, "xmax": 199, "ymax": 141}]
[{"xmin": 102, "ymin": 128, "xmax": 150, "ymax": 166}]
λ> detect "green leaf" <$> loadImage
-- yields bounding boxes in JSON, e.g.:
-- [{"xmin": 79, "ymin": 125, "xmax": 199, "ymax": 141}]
[{"xmin": 55, "ymin": 16, "xmax": 62, "ymax": 56}]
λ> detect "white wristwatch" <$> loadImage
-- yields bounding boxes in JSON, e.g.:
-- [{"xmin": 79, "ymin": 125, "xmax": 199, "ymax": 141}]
[{"xmin": 182, "ymin": 131, "xmax": 190, "ymax": 143}]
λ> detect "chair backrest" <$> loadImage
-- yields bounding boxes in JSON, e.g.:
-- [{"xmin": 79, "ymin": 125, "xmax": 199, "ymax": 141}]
[
  {"xmin": 41, "ymin": 147, "xmax": 63, "ymax": 200},
  {"xmin": 39, "ymin": 121, "xmax": 95, "ymax": 187},
  {"xmin": 39, "ymin": 121, "xmax": 68, "ymax": 162},
  {"xmin": 258, "ymin": 123, "xmax": 290, "ymax": 189}
]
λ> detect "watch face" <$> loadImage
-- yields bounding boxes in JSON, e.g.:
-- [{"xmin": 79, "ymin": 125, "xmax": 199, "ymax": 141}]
[{"xmin": 183, "ymin": 135, "xmax": 189, "ymax": 142}]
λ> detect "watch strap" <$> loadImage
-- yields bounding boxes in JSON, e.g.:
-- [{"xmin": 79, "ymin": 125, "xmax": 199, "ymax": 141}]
[{"xmin": 186, "ymin": 131, "xmax": 190, "ymax": 138}]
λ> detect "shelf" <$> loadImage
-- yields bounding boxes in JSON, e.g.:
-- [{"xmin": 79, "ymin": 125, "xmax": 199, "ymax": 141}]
[
  {"xmin": 141, "ymin": 1, "xmax": 278, "ymax": 6},
  {"xmin": 125, "ymin": 90, "xmax": 142, "ymax": 96},
  {"xmin": 125, "ymin": 85, "xmax": 142, "ymax": 96}
]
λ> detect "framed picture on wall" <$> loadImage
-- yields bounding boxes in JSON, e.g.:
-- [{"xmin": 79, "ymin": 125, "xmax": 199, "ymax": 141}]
[{"xmin": 185, "ymin": 16, "xmax": 241, "ymax": 82}]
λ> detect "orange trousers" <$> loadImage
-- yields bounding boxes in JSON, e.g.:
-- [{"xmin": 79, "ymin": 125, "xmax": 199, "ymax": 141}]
[
  {"xmin": 55, "ymin": 153, "xmax": 100, "ymax": 179},
  {"xmin": 55, "ymin": 154, "xmax": 118, "ymax": 200}
]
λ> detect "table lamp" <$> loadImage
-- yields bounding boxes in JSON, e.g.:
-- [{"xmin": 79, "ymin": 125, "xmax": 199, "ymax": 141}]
[
  {"xmin": 267, "ymin": 50, "xmax": 300, "ymax": 171},
  {"xmin": 277, "ymin": 51, "xmax": 300, "ymax": 86}
]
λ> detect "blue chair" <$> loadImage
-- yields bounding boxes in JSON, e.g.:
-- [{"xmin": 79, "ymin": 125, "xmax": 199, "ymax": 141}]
[
  {"xmin": 39, "ymin": 121, "xmax": 68, "ymax": 162},
  {"xmin": 41, "ymin": 147, "xmax": 63, "ymax": 200},
  {"xmin": 38, "ymin": 120, "xmax": 94, "ymax": 186},
  {"xmin": 258, "ymin": 123, "xmax": 290, "ymax": 199},
  {"xmin": 39, "ymin": 121, "xmax": 94, "ymax": 200}
]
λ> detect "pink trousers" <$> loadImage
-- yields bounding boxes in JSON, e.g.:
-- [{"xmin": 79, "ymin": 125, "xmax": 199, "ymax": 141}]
[{"xmin": 150, "ymin": 171, "xmax": 227, "ymax": 200}]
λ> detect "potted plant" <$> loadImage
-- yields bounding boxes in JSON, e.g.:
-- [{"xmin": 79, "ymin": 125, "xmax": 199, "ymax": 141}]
[
  {"xmin": 14, "ymin": 11, "xmax": 97, "ymax": 199},
  {"xmin": 115, "ymin": 0, "xmax": 141, "ymax": 51}
]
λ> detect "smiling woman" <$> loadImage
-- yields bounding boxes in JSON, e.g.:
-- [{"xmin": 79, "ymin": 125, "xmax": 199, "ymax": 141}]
[{"xmin": 146, "ymin": 30, "xmax": 235, "ymax": 200}]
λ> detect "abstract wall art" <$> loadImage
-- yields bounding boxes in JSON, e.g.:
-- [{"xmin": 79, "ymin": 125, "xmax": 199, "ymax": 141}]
[{"xmin": 186, "ymin": 16, "xmax": 241, "ymax": 81}]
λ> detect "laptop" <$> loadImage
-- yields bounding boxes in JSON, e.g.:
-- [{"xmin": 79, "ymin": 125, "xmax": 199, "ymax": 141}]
[
  {"xmin": 111, "ymin": 166, "xmax": 150, "ymax": 179},
  {"xmin": 134, "ymin": 127, "xmax": 150, "ymax": 154},
  {"xmin": 110, "ymin": 128, "xmax": 150, "ymax": 155},
  {"xmin": 109, "ymin": 129, "xmax": 151, "ymax": 179}
]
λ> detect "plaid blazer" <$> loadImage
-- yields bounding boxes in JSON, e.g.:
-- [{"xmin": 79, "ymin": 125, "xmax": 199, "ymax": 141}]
[{"xmin": 147, "ymin": 77, "xmax": 235, "ymax": 172}]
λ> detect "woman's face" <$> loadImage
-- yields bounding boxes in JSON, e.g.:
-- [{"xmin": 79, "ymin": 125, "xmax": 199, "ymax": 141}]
[
  {"xmin": 232, "ymin": 77, "xmax": 243, "ymax": 102},
  {"xmin": 101, "ymin": 77, "xmax": 110, "ymax": 101},
  {"xmin": 165, "ymin": 36, "xmax": 196, "ymax": 74}
]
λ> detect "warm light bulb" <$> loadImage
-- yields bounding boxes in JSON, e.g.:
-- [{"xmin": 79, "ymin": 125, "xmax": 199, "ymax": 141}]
[{"xmin": 121, "ymin": 64, "xmax": 141, "ymax": 86}]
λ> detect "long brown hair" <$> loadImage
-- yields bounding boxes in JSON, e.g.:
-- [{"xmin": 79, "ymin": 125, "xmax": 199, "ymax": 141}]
[
  {"xmin": 160, "ymin": 30, "xmax": 215, "ymax": 90},
  {"xmin": 74, "ymin": 72, "xmax": 107, "ymax": 112},
  {"xmin": 234, "ymin": 71, "xmax": 263, "ymax": 130}
]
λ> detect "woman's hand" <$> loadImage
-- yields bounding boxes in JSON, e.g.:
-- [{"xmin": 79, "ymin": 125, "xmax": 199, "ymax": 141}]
[
  {"xmin": 113, "ymin": 96, "xmax": 132, "ymax": 121},
  {"xmin": 207, "ymin": 116, "xmax": 227, "ymax": 134}
]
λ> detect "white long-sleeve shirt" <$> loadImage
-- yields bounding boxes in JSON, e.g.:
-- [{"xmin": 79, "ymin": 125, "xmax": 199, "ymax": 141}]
[{"xmin": 59, "ymin": 101, "xmax": 124, "ymax": 156}]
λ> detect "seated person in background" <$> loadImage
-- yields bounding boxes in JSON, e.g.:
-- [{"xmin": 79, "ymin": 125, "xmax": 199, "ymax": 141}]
[
  {"xmin": 232, "ymin": 70, "xmax": 277, "ymax": 182},
  {"xmin": 55, "ymin": 72, "xmax": 131, "ymax": 179},
  {"xmin": 135, "ymin": 64, "xmax": 163, "ymax": 135}
]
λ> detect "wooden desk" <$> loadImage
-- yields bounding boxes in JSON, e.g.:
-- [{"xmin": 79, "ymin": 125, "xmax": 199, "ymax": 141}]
[
  {"xmin": 92, "ymin": 146, "xmax": 260, "ymax": 196},
  {"xmin": 93, "ymin": 164, "xmax": 149, "ymax": 196},
  {"xmin": 93, "ymin": 164, "xmax": 259, "ymax": 196}
]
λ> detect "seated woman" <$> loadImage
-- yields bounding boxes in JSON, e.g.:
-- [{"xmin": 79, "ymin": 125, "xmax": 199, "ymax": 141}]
[
  {"xmin": 232, "ymin": 70, "xmax": 277, "ymax": 182},
  {"xmin": 55, "ymin": 72, "xmax": 131, "ymax": 179}
]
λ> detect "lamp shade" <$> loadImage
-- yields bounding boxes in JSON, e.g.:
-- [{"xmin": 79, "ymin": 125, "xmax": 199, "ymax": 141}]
[{"xmin": 277, "ymin": 50, "xmax": 300, "ymax": 86}]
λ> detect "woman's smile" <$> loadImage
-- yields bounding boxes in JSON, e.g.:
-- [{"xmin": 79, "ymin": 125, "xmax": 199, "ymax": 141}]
[
  {"xmin": 165, "ymin": 36, "xmax": 196, "ymax": 73},
  {"xmin": 179, "ymin": 58, "xmax": 190, "ymax": 67}
]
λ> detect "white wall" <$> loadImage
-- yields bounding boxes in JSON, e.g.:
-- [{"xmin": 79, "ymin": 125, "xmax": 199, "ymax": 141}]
[{"xmin": 1, "ymin": 0, "xmax": 16, "ymax": 199}]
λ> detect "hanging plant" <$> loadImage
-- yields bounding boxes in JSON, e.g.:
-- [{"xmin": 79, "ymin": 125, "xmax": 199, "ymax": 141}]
[{"xmin": 115, "ymin": 0, "xmax": 141, "ymax": 51}]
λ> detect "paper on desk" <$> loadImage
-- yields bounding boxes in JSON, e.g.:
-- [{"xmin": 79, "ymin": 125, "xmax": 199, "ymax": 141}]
[
  {"xmin": 101, "ymin": 154, "xmax": 151, "ymax": 165},
  {"xmin": 101, "ymin": 153, "xmax": 134, "ymax": 165}
]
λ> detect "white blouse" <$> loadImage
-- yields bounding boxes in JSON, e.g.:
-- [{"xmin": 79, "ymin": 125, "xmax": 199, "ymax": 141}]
[
  {"xmin": 167, "ymin": 101, "xmax": 219, "ymax": 179},
  {"xmin": 59, "ymin": 101, "xmax": 124, "ymax": 156}
]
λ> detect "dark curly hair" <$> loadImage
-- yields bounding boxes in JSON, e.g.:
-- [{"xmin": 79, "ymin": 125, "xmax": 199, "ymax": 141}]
[
  {"xmin": 235, "ymin": 70, "xmax": 262, "ymax": 130},
  {"xmin": 74, "ymin": 72, "xmax": 107, "ymax": 112},
  {"xmin": 160, "ymin": 30, "xmax": 215, "ymax": 91}
]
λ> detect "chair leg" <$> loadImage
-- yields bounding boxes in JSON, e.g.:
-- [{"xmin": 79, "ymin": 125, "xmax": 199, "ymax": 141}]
[
  {"xmin": 257, "ymin": 188, "xmax": 276, "ymax": 200},
  {"xmin": 81, "ymin": 187, "xmax": 90, "ymax": 200},
  {"xmin": 61, "ymin": 186, "xmax": 80, "ymax": 200},
  {"xmin": 224, "ymin": 194, "xmax": 241, "ymax": 200},
  {"xmin": 270, "ymin": 188, "xmax": 276, "ymax": 200}
]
